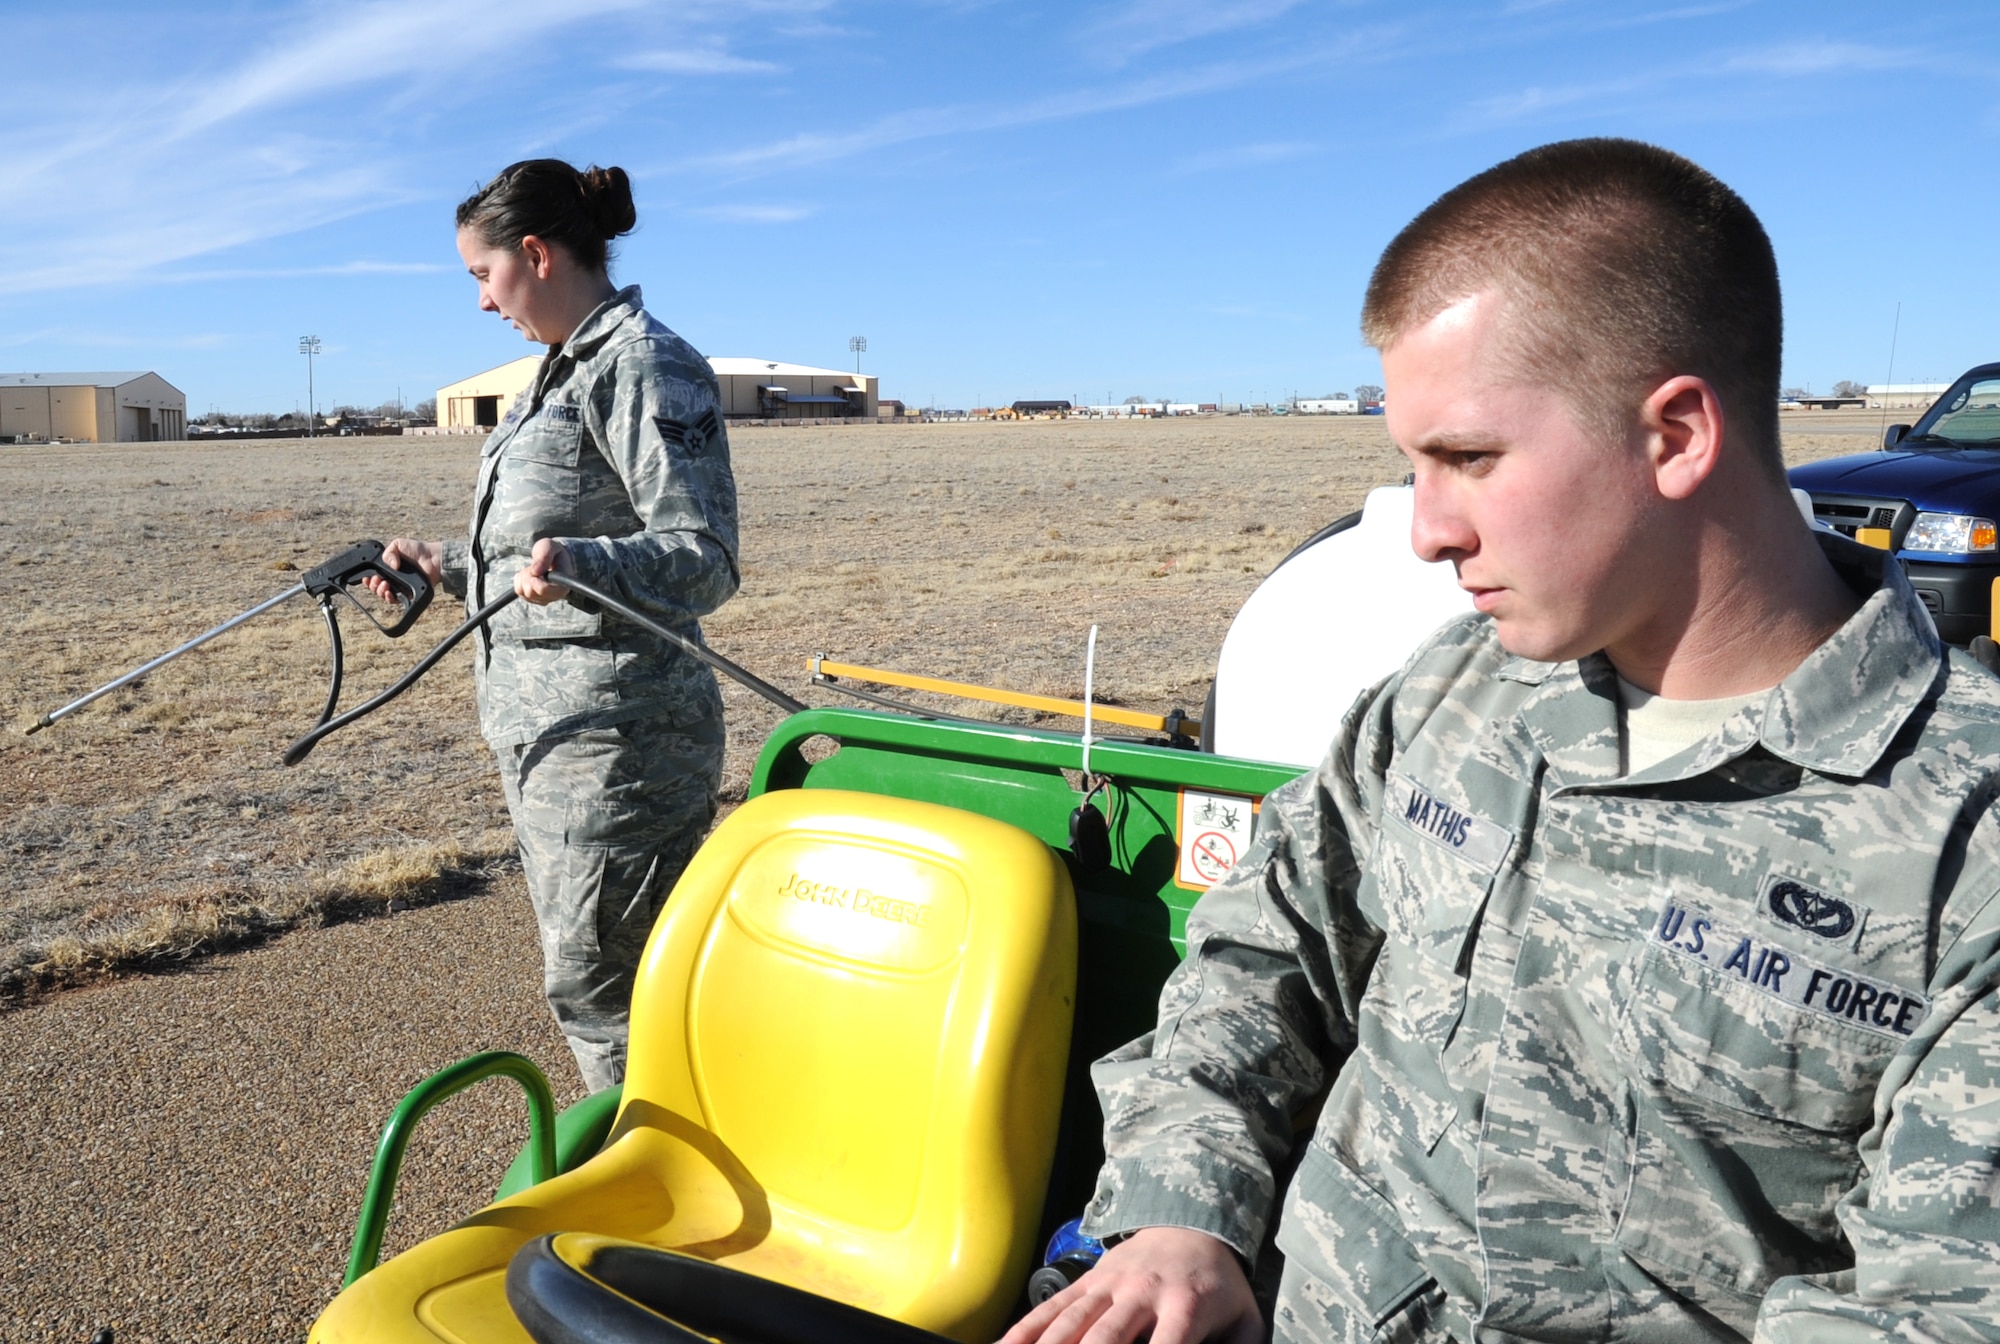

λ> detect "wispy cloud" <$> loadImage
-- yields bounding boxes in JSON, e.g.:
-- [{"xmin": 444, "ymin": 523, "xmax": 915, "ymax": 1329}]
[
  {"xmin": 1458, "ymin": 71, "xmax": 1664, "ymax": 127},
  {"xmin": 672, "ymin": 47, "xmax": 1343, "ymax": 180},
  {"xmin": 168, "ymin": 0, "xmax": 646, "ymax": 140},
  {"xmin": 158, "ymin": 261, "xmax": 454, "ymax": 283},
  {"xmin": 1722, "ymin": 41, "xmax": 1930, "ymax": 76},
  {"xmin": 1079, "ymin": 0, "xmax": 1311, "ymax": 62},
  {"xmin": 1445, "ymin": 35, "xmax": 1947, "ymax": 135},
  {"xmin": 689, "ymin": 203, "xmax": 817, "ymax": 223},
  {"xmin": 0, "ymin": 0, "xmax": 734, "ymax": 297},
  {"xmin": 1168, "ymin": 141, "xmax": 1320, "ymax": 177},
  {"xmin": 0, "ymin": 326, "xmax": 236, "ymax": 351},
  {"xmin": 1598, "ymin": 2, "xmax": 1753, "ymax": 28},
  {"xmin": 616, "ymin": 47, "xmax": 782, "ymax": 75}
]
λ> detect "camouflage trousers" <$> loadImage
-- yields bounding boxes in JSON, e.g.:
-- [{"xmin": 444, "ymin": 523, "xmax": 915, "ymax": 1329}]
[{"xmin": 497, "ymin": 710, "xmax": 725, "ymax": 1092}]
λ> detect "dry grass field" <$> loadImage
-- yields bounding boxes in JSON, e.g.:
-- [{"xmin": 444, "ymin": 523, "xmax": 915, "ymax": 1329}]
[
  {"xmin": 0, "ymin": 409, "xmax": 1887, "ymax": 1000},
  {"xmin": 0, "ymin": 408, "xmax": 1894, "ymax": 1340}
]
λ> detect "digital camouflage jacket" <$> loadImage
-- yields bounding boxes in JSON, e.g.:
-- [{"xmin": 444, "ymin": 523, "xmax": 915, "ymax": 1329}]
[
  {"xmin": 1084, "ymin": 536, "xmax": 2000, "ymax": 1342},
  {"xmin": 439, "ymin": 286, "xmax": 739, "ymax": 748}
]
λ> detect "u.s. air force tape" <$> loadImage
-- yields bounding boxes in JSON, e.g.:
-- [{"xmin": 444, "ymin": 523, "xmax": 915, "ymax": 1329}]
[
  {"xmin": 1653, "ymin": 900, "xmax": 1928, "ymax": 1038},
  {"xmin": 1386, "ymin": 772, "xmax": 1514, "ymax": 875}
]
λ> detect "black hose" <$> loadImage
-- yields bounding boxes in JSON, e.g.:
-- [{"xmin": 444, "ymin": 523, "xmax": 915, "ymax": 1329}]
[
  {"xmin": 283, "ymin": 578, "xmax": 804, "ymax": 766},
  {"xmin": 314, "ymin": 598, "xmax": 345, "ymax": 731}
]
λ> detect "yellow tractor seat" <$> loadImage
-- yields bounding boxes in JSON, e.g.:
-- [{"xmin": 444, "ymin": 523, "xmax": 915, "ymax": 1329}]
[{"xmin": 310, "ymin": 787, "xmax": 1078, "ymax": 1344}]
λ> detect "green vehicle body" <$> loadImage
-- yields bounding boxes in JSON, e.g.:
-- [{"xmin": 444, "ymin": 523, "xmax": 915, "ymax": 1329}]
[{"xmin": 346, "ymin": 706, "xmax": 1304, "ymax": 1286}]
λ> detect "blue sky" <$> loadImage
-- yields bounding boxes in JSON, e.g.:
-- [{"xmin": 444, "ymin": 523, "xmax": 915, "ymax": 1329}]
[{"xmin": 2, "ymin": 0, "xmax": 1995, "ymax": 414}]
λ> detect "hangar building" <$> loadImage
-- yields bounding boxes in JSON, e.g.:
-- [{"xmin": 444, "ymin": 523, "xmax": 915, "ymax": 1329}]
[
  {"xmin": 0, "ymin": 371, "xmax": 186, "ymax": 443},
  {"xmin": 438, "ymin": 356, "xmax": 541, "ymax": 431},
  {"xmin": 708, "ymin": 359, "xmax": 877, "ymax": 420},
  {"xmin": 437, "ymin": 356, "xmax": 880, "ymax": 431}
]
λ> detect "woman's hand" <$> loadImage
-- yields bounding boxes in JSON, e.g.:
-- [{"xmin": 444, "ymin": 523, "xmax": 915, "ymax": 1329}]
[
  {"xmin": 363, "ymin": 538, "xmax": 444, "ymax": 602},
  {"xmin": 997, "ymin": 1227, "xmax": 1262, "ymax": 1344},
  {"xmin": 515, "ymin": 537, "xmax": 575, "ymax": 605}
]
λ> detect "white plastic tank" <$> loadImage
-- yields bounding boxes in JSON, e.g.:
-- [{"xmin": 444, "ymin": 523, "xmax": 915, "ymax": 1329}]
[{"xmin": 1211, "ymin": 486, "xmax": 1470, "ymax": 769}]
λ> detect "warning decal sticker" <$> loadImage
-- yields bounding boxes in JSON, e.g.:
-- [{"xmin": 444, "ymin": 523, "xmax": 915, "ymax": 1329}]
[{"xmin": 1176, "ymin": 789, "xmax": 1261, "ymax": 890}]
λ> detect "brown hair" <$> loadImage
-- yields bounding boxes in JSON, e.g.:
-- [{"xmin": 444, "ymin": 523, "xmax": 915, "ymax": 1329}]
[
  {"xmin": 456, "ymin": 159, "xmax": 637, "ymax": 275},
  {"xmin": 1361, "ymin": 138, "xmax": 1782, "ymax": 474}
]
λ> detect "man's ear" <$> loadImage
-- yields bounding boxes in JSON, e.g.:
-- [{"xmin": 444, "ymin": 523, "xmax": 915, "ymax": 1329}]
[{"xmin": 1643, "ymin": 375, "xmax": 1725, "ymax": 502}]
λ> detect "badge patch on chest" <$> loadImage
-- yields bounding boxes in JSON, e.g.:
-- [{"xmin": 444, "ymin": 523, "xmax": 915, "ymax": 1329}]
[
  {"xmin": 1385, "ymin": 772, "xmax": 1513, "ymax": 875},
  {"xmin": 1764, "ymin": 875, "xmax": 1860, "ymax": 941},
  {"xmin": 1652, "ymin": 900, "xmax": 1927, "ymax": 1037}
]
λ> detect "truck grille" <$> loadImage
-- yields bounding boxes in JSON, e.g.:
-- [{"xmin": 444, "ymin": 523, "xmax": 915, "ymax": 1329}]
[
  {"xmin": 1813, "ymin": 501, "xmax": 1898, "ymax": 531},
  {"xmin": 1807, "ymin": 494, "xmax": 1913, "ymax": 544}
]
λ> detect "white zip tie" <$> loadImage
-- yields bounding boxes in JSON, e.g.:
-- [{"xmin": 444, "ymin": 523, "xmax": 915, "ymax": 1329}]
[{"xmin": 1081, "ymin": 623, "xmax": 1098, "ymax": 781}]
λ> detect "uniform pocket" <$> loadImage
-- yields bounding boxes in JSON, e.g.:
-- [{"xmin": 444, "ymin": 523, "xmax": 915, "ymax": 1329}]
[
  {"xmin": 1610, "ymin": 932, "xmax": 1893, "ymax": 1307},
  {"xmin": 1369, "ymin": 773, "xmax": 1512, "ymax": 1049},
  {"xmin": 508, "ymin": 408, "xmax": 583, "ymax": 465},
  {"xmin": 1274, "ymin": 1142, "xmax": 1447, "ymax": 1343},
  {"xmin": 1368, "ymin": 838, "xmax": 1491, "ymax": 1048},
  {"xmin": 1615, "ymin": 932, "xmax": 1906, "ymax": 1132},
  {"xmin": 510, "ymin": 597, "xmax": 602, "ymax": 642},
  {"xmin": 1354, "ymin": 833, "xmax": 1499, "ymax": 1155}
]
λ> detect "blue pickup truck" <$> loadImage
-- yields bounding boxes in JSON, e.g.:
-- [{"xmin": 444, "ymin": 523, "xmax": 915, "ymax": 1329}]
[{"xmin": 1789, "ymin": 362, "xmax": 2000, "ymax": 645}]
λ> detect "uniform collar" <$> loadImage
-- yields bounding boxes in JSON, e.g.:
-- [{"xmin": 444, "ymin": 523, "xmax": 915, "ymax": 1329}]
[
  {"xmin": 1757, "ymin": 532, "xmax": 1944, "ymax": 776},
  {"xmin": 551, "ymin": 284, "xmax": 643, "ymax": 361},
  {"xmin": 1498, "ymin": 531, "xmax": 1943, "ymax": 786}
]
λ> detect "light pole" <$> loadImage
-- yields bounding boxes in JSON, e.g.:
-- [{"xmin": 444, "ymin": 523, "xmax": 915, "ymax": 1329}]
[
  {"xmin": 299, "ymin": 336, "xmax": 321, "ymax": 438},
  {"xmin": 848, "ymin": 335, "xmax": 867, "ymax": 374}
]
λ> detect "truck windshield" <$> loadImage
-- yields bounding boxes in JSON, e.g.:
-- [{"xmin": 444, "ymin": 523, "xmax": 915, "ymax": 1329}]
[{"xmin": 1912, "ymin": 377, "xmax": 2000, "ymax": 446}]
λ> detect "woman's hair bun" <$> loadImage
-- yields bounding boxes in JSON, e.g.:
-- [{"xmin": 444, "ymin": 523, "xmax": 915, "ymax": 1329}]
[
  {"xmin": 456, "ymin": 157, "xmax": 636, "ymax": 275},
  {"xmin": 580, "ymin": 165, "xmax": 636, "ymax": 240}
]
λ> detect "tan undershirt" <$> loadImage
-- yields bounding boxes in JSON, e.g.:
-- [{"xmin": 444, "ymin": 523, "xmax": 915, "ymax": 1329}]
[{"xmin": 1616, "ymin": 675, "xmax": 1764, "ymax": 775}]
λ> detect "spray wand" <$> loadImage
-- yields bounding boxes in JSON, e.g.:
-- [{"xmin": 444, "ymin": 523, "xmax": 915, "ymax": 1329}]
[{"xmin": 24, "ymin": 539, "xmax": 804, "ymax": 765}]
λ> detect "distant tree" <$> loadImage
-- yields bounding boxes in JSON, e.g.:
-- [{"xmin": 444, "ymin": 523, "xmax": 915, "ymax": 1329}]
[
  {"xmin": 1355, "ymin": 384, "xmax": 1384, "ymax": 403},
  {"xmin": 1781, "ymin": 386, "xmax": 1809, "ymax": 400},
  {"xmin": 414, "ymin": 399, "xmax": 437, "ymax": 422},
  {"xmin": 1123, "ymin": 395, "xmax": 1150, "ymax": 405},
  {"xmin": 1318, "ymin": 391, "xmax": 1351, "ymax": 400},
  {"xmin": 1832, "ymin": 379, "xmax": 1866, "ymax": 398}
]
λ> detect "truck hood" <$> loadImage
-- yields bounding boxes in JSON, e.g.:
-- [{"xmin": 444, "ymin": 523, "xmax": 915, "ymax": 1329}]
[{"xmin": 1789, "ymin": 448, "xmax": 2000, "ymax": 511}]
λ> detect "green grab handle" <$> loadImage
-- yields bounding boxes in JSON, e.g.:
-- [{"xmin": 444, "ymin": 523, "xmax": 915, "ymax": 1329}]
[
  {"xmin": 343, "ymin": 1050, "xmax": 558, "ymax": 1288},
  {"xmin": 494, "ymin": 1083, "xmax": 623, "ymax": 1201}
]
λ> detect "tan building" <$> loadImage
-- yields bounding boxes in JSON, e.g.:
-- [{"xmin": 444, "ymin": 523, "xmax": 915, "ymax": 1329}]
[
  {"xmin": 437, "ymin": 356, "xmax": 541, "ymax": 431},
  {"xmin": 0, "ymin": 371, "xmax": 186, "ymax": 443},
  {"xmin": 1867, "ymin": 382, "xmax": 1953, "ymax": 412},
  {"xmin": 709, "ymin": 359, "xmax": 877, "ymax": 420},
  {"xmin": 436, "ymin": 355, "xmax": 881, "ymax": 431}
]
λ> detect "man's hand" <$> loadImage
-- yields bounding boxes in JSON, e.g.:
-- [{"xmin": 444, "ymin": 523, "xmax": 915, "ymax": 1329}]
[
  {"xmin": 998, "ymin": 1227, "xmax": 1261, "ymax": 1344},
  {"xmin": 362, "ymin": 538, "xmax": 444, "ymax": 602},
  {"xmin": 515, "ymin": 537, "xmax": 574, "ymax": 605}
]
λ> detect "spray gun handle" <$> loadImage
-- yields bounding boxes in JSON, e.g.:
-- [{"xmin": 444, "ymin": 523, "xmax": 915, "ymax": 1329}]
[{"xmin": 303, "ymin": 540, "xmax": 434, "ymax": 637}]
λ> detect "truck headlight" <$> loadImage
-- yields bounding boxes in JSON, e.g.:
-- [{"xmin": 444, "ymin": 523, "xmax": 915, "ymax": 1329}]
[{"xmin": 1905, "ymin": 513, "xmax": 1999, "ymax": 553}]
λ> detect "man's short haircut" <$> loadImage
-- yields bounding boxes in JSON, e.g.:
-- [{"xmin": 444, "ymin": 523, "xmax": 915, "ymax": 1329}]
[{"xmin": 1362, "ymin": 138, "xmax": 1783, "ymax": 475}]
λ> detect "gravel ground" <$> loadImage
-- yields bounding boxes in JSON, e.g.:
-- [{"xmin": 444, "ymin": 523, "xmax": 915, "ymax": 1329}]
[{"xmin": 0, "ymin": 882, "xmax": 582, "ymax": 1343}]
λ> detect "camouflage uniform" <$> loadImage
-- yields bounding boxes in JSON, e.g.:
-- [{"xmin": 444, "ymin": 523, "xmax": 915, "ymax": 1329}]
[
  {"xmin": 1083, "ymin": 535, "xmax": 2000, "ymax": 1342},
  {"xmin": 439, "ymin": 286, "xmax": 738, "ymax": 1092}
]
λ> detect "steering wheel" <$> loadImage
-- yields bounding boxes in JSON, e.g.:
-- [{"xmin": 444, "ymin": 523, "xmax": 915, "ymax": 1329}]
[{"xmin": 506, "ymin": 1233, "xmax": 962, "ymax": 1344}]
